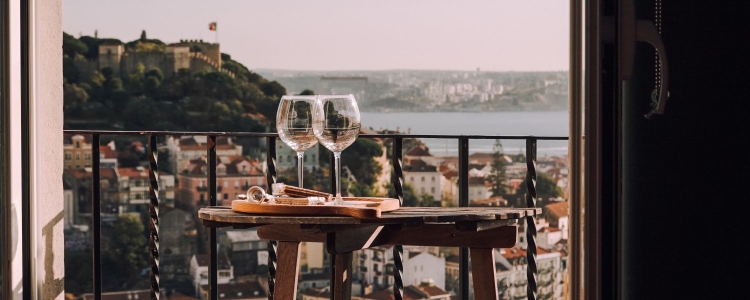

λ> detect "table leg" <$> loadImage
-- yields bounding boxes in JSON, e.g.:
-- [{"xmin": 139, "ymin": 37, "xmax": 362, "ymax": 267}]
[
  {"xmin": 274, "ymin": 241, "xmax": 301, "ymax": 300},
  {"xmin": 470, "ymin": 248, "xmax": 498, "ymax": 300},
  {"xmin": 332, "ymin": 252, "xmax": 353, "ymax": 300}
]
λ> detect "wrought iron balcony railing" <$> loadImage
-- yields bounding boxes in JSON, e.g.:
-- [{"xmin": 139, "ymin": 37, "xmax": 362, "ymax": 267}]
[{"xmin": 63, "ymin": 130, "xmax": 567, "ymax": 300}]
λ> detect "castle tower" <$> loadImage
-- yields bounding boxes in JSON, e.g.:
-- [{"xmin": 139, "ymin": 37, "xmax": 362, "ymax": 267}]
[
  {"xmin": 165, "ymin": 44, "xmax": 191, "ymax": 76},
  {"xmin": 202, "ymin": 42, "xmax": 221, "ymax": 66},
  {"xmin": 98, "ymin": 42, "xmax": 123, "ymax": 75}
]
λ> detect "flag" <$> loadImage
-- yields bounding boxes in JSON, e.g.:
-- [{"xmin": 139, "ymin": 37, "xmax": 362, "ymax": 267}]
[{"xmin": 208, "ymin": 22, "xmax": 217, "ymax": 31}]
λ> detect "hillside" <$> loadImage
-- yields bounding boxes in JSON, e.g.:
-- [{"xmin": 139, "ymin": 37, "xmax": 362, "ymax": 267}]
[{"xmin": 62, "ymin": 31, "xmax": 285, "ymax": 132}]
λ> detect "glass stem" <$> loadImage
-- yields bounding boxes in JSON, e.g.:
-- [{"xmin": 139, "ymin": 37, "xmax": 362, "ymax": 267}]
[
  {"xmin": 297, "ymin": 151, "xmax": 305, "ymax": 188},
  {"xmin": 334, "ymin": 151, "xmax": 343, "ymax": 204}
]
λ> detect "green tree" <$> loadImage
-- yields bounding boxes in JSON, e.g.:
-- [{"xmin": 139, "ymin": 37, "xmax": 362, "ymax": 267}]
[
  {"xmin": 260, "ymin": 81, "xmax": 286, "ymax": 98},
  {"xmin": 488, "ymin": 139, "xmax": 509, "ymax": 197},
  {"xmin": 62, "ymin": 32, "xmax": 88, "ymax": 58},
  {"xmin": 105, "ymin": 214, "xmax": 149, "ymax": 289},
  {"xmin": 383, "ymin": 182, "xmax": 420, "ymax": 207},
  {"xmin": 418, "ymin": 193, "xmax": 439, "ymax": 207},
  {"xmin": 127, "ymin": 63, "xmax": 146, "ymax": 95},
  {"xmin": 78, "ymin": 35, "xmax": 100, "ymax": 59},
  {"xmin": 140, "ymin": 30, "xmax": 147, "ymax": 41},
  {"xmin": 63, "ymin": 83, "xmax": 89, "ymax": 109},
  {"xmin": 516, "ymin": 173, "xmax": 563, "ymax": 204},
  {"xmin": 299, "ymin": 89, "xmax": 316, "ymax": 95},
  {"xmin": 341, "ymin": 139, "xmax": 383, "ymax": 186}
]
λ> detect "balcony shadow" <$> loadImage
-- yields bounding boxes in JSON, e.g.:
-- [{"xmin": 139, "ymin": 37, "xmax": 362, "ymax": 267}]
[{"xmin": 42, "ymin": 211, "xmax": 64, "ymax": 300}]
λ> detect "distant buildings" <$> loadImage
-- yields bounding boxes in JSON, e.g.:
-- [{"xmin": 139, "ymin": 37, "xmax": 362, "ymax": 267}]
[
  {"xmin": 199, "ymin": 282, "xmax": 267, "ymax": 300},
  {"xmin": 362, "ymin": 282, "xmax": 451, "ymax": 300},
  {"xmin": 403, "ymin": 159, "xmax": 442, "ymax": 202},
  {"xmin": 218, "ymin": 230, "xmax": 268, "ymax": 276},
  {"xmin": 190, "ymin": 254, "xmax": 233, "ymax": 297},
  {"xmin": 275, "ymin": 142, "xmax": 320, "ymax": 172}
]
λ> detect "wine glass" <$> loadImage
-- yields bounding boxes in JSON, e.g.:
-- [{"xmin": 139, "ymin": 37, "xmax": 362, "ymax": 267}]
[
  {"xmin": 313, "ymin": 94, "xmax": 361, "ymax": 205},
  {"xmin": 277, "ymin": 95, "xmax": 319, "ymax": 188}
]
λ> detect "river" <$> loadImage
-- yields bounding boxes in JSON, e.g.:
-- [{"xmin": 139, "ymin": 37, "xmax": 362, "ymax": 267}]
[{"xmin": 360, "ymin": 111, "xmax": 569, "ymax": 156}]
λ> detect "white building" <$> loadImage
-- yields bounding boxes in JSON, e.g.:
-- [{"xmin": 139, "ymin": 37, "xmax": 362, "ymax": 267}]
[
  {"xmin": 297, "ymin": 273, "xmax": 330, "ymax": 297},
  {"xmin": 275, "ymin": 142, "xmax": 319, "ymax": 172},
  {"xmin": 495, "ymin": 247, "xmax": 564, "ymax": 300},
  {"xmin": 467, "ymin": 177, "xmax": 490, "ymax": 202},
  {"xmin": 403, "ymin": 251, "xmax": 446, "ymax": 290},
  {"xmin": 355, "ymin": 246, "xmax": 392, "ymax": 289},
  {"xmin": 219, "ymin": 230, "xmax": 268, "ymax": 276},
  {"xmin": 190, "ymin": 254, "xmax": 234, "ymax": 297},
  {"xmin": 116, "ymin": 167, "xmax": 176, "ymax": 211},
  {"xmin": 545, "ymin": 201, "xmax": 569, "ymax": 240},
  {"xmin": 404, "ymin": 159, "xmax": 442, "ymax": 201},
  {"xmin": 165, "ymin": 136, "xmax": 243, "ymax": 175}
]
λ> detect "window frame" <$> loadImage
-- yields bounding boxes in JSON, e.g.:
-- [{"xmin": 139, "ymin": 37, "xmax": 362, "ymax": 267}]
[{"xmin": 1, "ymin": 0, "xmax": 597, "ymax": 298}]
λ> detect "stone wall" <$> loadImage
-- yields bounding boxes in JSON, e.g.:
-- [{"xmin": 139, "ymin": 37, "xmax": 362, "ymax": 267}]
[{"xmin": 70, "ymin": 42, "xmax": 235, "ymax": 81}]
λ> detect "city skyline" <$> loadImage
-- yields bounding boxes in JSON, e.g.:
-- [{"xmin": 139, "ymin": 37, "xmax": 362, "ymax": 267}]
[{"xmin": 63, "ymin": 0, "xmax": 569, "ymax": 72}]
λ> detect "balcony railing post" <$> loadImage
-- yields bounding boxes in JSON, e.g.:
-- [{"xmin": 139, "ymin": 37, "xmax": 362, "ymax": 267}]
[
  {"xmin": 265, "ymin": 137, "xmax": 277, "ymax": 300},
  {"xmin": 525, "ymin": 138, "xmax": 538, "ymax": 300},
  {"xmin": 91, "ymin": 134, "xmax": 102, "ymax": 300},
  {"xmin": 207, "ymin": 135, "xmax": 218, "ymax": 300},
  {"xmin": 391, "ymin": 137, "xmax": 404, "ymax": 300},
  {"xmin": 148, "ymin": 134, "xmax": 161, "ymax": 299},
  {"xmin": 458, "ymin": 137, "xmax": 470, "ymax": 300}
]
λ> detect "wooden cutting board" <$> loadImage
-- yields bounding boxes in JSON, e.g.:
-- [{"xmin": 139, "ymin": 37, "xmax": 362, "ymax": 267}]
[{"xmin": 231, "ymin": 197, "xmax": 400, "ymax": 219}]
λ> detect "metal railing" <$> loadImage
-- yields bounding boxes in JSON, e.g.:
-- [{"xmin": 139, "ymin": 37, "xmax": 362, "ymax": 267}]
[{"xmin": 63, "ymin": 130, "xmax": 568, "ymax": 300}]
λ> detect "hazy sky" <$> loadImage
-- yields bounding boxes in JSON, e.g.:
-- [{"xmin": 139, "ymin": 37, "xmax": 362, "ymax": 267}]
[{"xmin": 63, "ymin": 0, "xmax": 569, "ymax": 71}]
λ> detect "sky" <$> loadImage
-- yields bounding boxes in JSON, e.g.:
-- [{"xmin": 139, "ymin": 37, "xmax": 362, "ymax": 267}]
[{"xmin": 63, "ymin": 0, "xmax": 569, "ymax": 72}]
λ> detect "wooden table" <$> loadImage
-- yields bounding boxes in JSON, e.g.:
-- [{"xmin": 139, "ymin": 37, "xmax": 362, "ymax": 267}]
[{"xmin": 199, "ymin": 206, "xmax": 540, "ymax": 300}]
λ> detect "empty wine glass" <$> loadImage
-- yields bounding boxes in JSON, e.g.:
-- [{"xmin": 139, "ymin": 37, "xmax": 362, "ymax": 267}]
[
  {"xmin": 277, "ymin": 95, "xmax": 319, "ymax": 187},
  {"xmin": 313, "ymin": 94, "xmax": 361, "ymax": 205}
]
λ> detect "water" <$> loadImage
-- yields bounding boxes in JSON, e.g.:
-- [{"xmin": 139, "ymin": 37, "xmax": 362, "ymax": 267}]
[{"xmin": 360, "ymin": 111, "xmax": 569, "ymax": 156}]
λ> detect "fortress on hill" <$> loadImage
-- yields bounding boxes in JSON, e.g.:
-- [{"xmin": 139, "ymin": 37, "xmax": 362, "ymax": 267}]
[{"xmin": 72, "ymin": 39, "xmax": 235, "ymax": 80}]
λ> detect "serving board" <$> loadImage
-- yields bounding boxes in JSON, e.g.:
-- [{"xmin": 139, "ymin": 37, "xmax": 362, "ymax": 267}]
[{"xmin": 231, "ymin": 197, "xmax": 401, "ymax": 219}]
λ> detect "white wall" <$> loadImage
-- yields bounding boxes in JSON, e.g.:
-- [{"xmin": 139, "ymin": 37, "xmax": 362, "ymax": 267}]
[
  {"xmin": 402, "ymin": 252, "xmax": 446, "ymax": 290},
  {"xmin": 404, "ymin": 171, "xmax": 442, "ymax": 201},
  {"xmin": 35, "ymin": 0, "xmax": 65, "ymax": 299}
]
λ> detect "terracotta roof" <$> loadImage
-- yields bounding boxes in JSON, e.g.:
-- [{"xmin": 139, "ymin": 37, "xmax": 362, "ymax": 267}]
[
  {"xmin": 99, "ymin": 145, "xmax": 116, "ymax": 159},
  {"xmin": 117, "ymin": 167, "xmax": 149, "ymax": 179},
  {"xmin": 442, "ymin": 169, "xmax": 458, "ymax": 180},
  {"xmin": 403, "ymin": 159, "xmax": 437, "ymax": 172},
  {"xmin": 64, "ymin": 168, "xmax": 117, "ymax": 180},
  {"xmin": 467, "ymin": 177, "xmax": 485, "ymax": 185},
  {"xmin": 363, "ymin": 289, "xmax": 415, "ymax": 300},
  {"xmin": 405, "ymin": 145, "xmax": 432, "ymax": 157},
  {"xmin": 545, "ymin": 201, "xmax": 568, "ymax": 218},
  {"xmin": 410, "ymin": 283, "xmax": 450, "ymax": 297},
  {"xmin": 502, "ymin": 247, "xmax": 551, "ymax": 260},
  {"xmin": 100, "ymin": 168, "xmax": 117, "ymax": 179}
]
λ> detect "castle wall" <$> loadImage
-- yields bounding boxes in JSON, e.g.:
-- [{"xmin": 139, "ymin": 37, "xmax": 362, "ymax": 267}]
[
  {"xmin": 121, "ymin": 52, "xmax": 173, "ymax": 77},
  {"xmin": 99, "ymin": 52, "xmax": 121, "ymax": 75},
  {"xmin": 203, "ymin": 44, "xmax": 222, "ymax": 66},
  {"xmin": 67, "ymin": 41, "xmax": 235, "ymax": 83},
  {"xmin": 170, "ymin": 52, "xmax": 192, "ymax": 75},
  {"xmin": 72, "ymin": 58, "xmax": 100, "ymax": 82}
]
